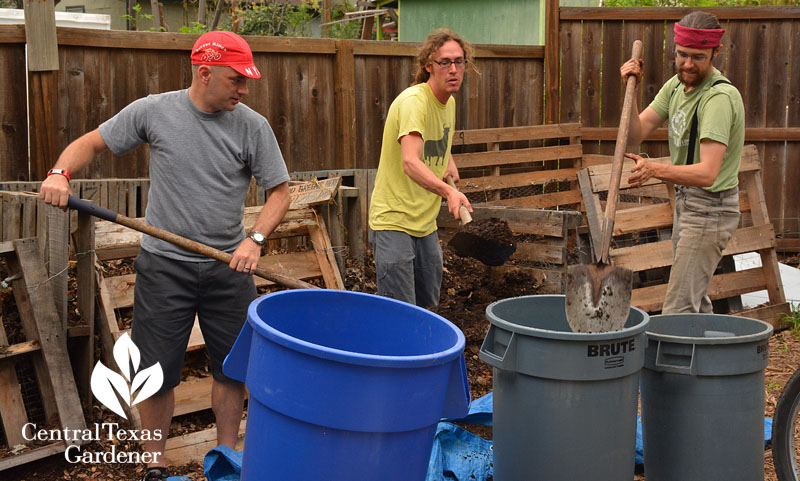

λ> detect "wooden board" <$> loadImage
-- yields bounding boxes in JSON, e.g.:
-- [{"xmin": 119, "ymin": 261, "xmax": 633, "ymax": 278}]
[
  {"xmin": 0, "ymin": 319, "xmax": 28, "ymax": 447},
  {"xmin": 611, "ymin": 223, "xmax": 777, "ymax": 273},
  {"xmin": 7, "ymin": 238, "xmax": 86, "ymax": 436},
  {"xmin": 163, "ymin": 420, "xmax": 246, "ymax": 466},
  {"xmin": 437, "ymin": 205, "xmax": 581, "ymax": 238},
  {"xmin": 288, "ymin": 177, "xmax": 342, "ymax": 209},
  {"xmin": 454, "ymin": 144, "xmax": 583, "ymax": 169},
  {"xmin": 0, "ymin": 441, "xmax": 67, "ymax": 472},
  {"xmin": 457, "ymin": 168, "xmax": 580, "ymax": 194}
]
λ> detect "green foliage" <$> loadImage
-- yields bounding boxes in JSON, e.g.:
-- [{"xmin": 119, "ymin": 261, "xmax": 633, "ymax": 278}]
[
  {"xmin": 783, "ymin": 304, "xmax": 800, "ymax": 334},
  {"xmin": 236, "ymin": 1, "xmax": 316, "ymax": 37},
  {"xmin": 122, "ymin": 3, "xmax": 166, "ymax": 32},
  {"xmin": 767, "ymin": 381, "xmax": 784, "ymax": 393},
  {"xmin": 225, "ymin": 0, "xmax": 361, "ymax": 39},
  {"xmin": 324, "ymin": 1, "xmax": 362, "ymax": 40},
  {"xmin": 0, "ymin": 0, "xmax": 22, "ymax": 8},
  {"xmin": 601, "ymin": 0, "xmax": 797, "ymax": 6},
  {"xmin": 179, "ymin": 22, "xmax": 208, "ymax": 34}
]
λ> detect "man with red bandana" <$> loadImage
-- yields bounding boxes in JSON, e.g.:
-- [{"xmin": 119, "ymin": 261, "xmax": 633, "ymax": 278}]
[
  {"xmin": 369, "ymin": 29, "xmax": 474, "ymax": 308},
  {"xmin": 39, "ymin": 31, "xmax": 290, "ymax": 481},
  {"xmin": 620, "ymin": 11, "xmax": 745, "ymax": 314}
]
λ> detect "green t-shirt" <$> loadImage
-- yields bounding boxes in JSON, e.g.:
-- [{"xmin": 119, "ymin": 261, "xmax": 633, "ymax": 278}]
[
  {"xmin": 369, "ymin": 83, "xmax": 456, "ymax": 237},
  {"xmin": 649, "ymin": 68, "xmax": 745, "ymax": 192}
]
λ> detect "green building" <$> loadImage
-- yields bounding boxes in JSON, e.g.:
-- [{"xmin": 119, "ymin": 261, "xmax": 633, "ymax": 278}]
[{"xmin": 384, "ymin": 0, "xmax": 595, "ymax": 45}]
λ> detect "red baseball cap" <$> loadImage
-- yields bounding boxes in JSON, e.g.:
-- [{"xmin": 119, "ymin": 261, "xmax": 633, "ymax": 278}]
[{"xmin": 191, "ymin": 31, "xmax": 261, "ymax": 79}]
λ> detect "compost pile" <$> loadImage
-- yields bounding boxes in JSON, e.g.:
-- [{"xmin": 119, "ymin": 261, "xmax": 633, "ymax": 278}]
[{"xmin": 346, "ymin": 243, "xmax": 545, "ymax": 400}]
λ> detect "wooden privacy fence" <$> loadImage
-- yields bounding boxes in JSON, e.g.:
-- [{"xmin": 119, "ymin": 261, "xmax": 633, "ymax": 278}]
[
  {"xmin": 1, "ymin": 6, "xmax": 799, "ymax": 244},
  {"xmin": 0, "ymin": 25, "xmax": 543, "ymax": 183}
]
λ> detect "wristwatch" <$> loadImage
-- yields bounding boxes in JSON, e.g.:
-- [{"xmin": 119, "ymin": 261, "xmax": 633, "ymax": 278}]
[{"xmin": 247, "ymin": 230, "xmax": 266, "ymax": 246}]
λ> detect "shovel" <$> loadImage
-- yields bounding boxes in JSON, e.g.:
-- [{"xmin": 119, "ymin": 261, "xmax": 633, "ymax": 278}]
[
  {"xmin": 64, "ymin": 195, "xmax": 318, "ymax": 290},
  {"xmin": 444, "ymin": 177, "xmax": 516, "ymax": 267},
  {"xmin": 565, "ymin": 40, "xmax": 641, "ymax": 333}
]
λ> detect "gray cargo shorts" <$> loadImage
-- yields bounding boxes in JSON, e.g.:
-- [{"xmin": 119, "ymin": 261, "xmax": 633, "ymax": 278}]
[
  {"xmin": 371, "ymin": 229, "xmax": 443, "ymax": 308},
  {"xmin": 131, "ymin": 249, "xmax": 257, "ymax": 392}
]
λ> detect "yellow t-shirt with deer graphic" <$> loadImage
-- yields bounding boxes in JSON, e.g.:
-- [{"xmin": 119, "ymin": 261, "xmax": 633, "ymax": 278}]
[{"xmin": 369, "ymin": 83, "xmax": 456, "ymax": 237}]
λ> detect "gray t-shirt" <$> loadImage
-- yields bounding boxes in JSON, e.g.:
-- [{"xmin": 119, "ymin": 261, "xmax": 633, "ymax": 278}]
[{"xmin": 99, "ymin": 89, "xmax": 290, "ymax": 261}]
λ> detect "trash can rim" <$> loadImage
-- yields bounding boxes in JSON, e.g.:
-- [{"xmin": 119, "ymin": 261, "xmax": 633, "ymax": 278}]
[
  {"xmin": 485, "ymin": 294, "xmax": 649, "ymax": 341},
  {"xmin": 645, "ymin": 314, "xmax": 773, "ymax": 345},
  {"xmin": 247, "ymin": 289, "xmax": 466, "ymax": 368}
]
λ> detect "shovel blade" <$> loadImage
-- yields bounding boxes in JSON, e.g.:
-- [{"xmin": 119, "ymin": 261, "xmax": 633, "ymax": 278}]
[
  {"xmin": 565, "ymin": 263, "xmax": 633, "ymax": 333},
  {"xmin": 448, "ymin": 231, "xmax": 516, "ymax": 267}
]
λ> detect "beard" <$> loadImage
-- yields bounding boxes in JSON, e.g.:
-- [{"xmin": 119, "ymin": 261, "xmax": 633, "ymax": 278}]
[{"xmin": 677, "ymin": 64, "xmax": 711, "ymax": 89}]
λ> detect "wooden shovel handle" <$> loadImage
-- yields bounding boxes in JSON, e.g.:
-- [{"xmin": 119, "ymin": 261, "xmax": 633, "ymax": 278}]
[
  {"xmin": 67, "ymin": 196, "xmax": 318, "ymax": 290},
  {"xmin": 599, "ymin": 39, "xmax": 642, "ymax": 264},
  {"xmin": 446, "ymin": 176, "xmax": 473, "ymax": 225}
]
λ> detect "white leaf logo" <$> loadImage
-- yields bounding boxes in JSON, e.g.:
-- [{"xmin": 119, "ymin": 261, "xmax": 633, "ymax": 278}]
[
  {"xmin": 90, "ymin": 333, "xmax": 163, "ymax": 419},
  {"xmin": 113, "ymin": 332, "xmax": 140, "ymax": 381},
  {"xmin": 90, "ymin": 362, "xmax": 130, "ymax": 419},
  {"xmin": 131, "ymin": 363, "xmax": 163, "ymax": 406}
]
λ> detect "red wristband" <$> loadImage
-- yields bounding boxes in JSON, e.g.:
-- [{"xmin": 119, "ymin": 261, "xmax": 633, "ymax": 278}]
[{"xmin": 47, "ymin": 168, "xmax": 71, "ymax": 182}]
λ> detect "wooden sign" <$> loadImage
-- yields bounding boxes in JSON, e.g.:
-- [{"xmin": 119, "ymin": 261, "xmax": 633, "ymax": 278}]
[{"xmin": 289, "ymin": 177, "xmax": 341, "ymax": 209}]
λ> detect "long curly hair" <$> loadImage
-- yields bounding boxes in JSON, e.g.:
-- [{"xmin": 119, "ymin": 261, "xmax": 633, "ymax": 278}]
[{"xmin": 413, "ymin": 28, "xmax": 479, "ymax": 85}]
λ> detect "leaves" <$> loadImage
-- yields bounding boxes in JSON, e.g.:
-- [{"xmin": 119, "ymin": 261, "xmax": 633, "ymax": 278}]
[
  {"xmin": 113, "ymin": 332, "xmax": 140, "ymax": 382},
  {"xmin": 91, "ymin": 332, "xmax": 164, "ymax": 418},
  {"xmin": 90, "ymin": 361, "xmax": 130, "ymax": 419},
  {"xmin": 131, "ymin": 362, "xmax": 164, "ymax": 406}
]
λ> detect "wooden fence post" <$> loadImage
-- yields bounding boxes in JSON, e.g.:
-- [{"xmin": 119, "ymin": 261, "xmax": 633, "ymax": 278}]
[
  {"xmin": 24, "ymin": 0, "xmax": 59, "ymax": 181},
  {"xmin": 544, "ymin": 0, "xmax": 560, "ymax": 125},
  {"xmin": 334, "ymin": 39, "xmax": 356, "ymax": 169}
]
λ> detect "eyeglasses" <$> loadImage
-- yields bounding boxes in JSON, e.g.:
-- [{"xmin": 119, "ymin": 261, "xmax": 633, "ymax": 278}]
[
  {"xmin": 431, "ymin": 58, "xmax": 466, "ymax": 69},
  {"xmin": 674, "ymin": 49, "xmax": 709, "ymax": 63}
]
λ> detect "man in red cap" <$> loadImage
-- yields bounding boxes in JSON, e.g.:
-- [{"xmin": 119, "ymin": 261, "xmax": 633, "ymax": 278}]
[
  {"xmin": 40, "ymin": 31, "xmax": 290, "ymax": 480},
  {"xmin": 620, "ymin": 11, "xmax": 745, "ymax": 314}
]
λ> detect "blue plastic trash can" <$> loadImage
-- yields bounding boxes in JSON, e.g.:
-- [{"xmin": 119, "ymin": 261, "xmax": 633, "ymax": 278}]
[{"xmin": 223, "ymin": 289, "xmax": 471, "ymax": 481}]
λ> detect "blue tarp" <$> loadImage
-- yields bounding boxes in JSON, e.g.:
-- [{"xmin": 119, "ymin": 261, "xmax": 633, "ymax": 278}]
[
  {"xmin": 203, "ymin": 445, "xmax": 243, "ymax": 481},
  {"xmin": 196, "ymin": 392, "xmax": 774, "ymax": 481},
  {"xmin": 425, "ymin": 422, "xmax": 493, "ymax": 481}
]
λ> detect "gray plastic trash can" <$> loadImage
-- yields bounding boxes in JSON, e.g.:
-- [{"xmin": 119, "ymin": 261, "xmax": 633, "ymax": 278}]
[
  {"xmin": 480, "ymin": 295, "xmax": 649, "ymax": 481},
  {"xmin": 641, "ymin": 313, "xmax": 773, "ymax": 481}
]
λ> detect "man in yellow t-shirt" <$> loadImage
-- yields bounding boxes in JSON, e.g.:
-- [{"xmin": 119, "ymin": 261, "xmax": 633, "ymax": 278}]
[
  {"xmin": 368, "ymin": 28, "xmax": 474, "ymax": 308},
  {"xmin": 621, "ymin": 11, "xmax": 745, "ymax": 314}
]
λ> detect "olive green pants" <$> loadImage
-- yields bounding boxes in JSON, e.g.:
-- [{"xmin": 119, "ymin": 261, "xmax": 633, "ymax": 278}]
[{"xmin": 662, "ymin": 185, "xmax": 741, "ymax": 314}]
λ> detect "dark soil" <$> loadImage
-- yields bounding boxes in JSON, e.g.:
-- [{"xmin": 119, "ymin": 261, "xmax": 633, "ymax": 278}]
[{"xmin": 447, "ymin": 218, "xmax": 516, "ymax": 267}]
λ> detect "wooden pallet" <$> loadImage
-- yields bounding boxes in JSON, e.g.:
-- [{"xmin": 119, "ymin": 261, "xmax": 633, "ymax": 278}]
[
  {"xmin": 451, "ymin": 123, "xmax": 585, "ymax": 209},
  {"xmin": 433, "ymin": 124, "xmax": 588, "ymax": 291},
  {"xmin": 0, "ymin": 238, "xmax": 86, "ymax": 472},
  {"xmin": 291, "ymin": 169, "xmax": 377, "ymax": 268},
  {"xmin": 577, "ymin": 144, "xmax": 790, "ymax": 327}
]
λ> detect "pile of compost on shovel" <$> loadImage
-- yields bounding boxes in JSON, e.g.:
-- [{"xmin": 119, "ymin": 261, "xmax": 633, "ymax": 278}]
[{"xmin": 447, "ymin": 217, "xmax": 516, "ymax": 267}]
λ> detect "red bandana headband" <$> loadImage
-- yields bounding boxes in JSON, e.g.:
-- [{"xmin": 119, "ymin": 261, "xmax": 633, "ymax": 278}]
[{"xmin": 673, "ymin": 23, "xmax": 724, "ymax": 49}]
